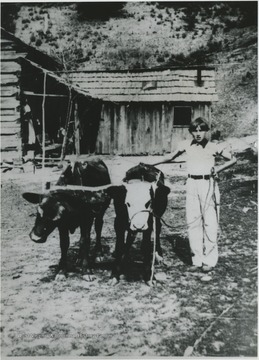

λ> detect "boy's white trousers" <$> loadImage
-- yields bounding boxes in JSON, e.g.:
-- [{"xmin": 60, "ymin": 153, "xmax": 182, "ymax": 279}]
[{"xmin": 186, "ymin": 178, "xmax": 220, "ymax": 267}]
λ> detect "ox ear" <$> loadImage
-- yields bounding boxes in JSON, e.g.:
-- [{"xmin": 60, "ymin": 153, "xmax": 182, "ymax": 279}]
[
  {"xmin": 22, "ymin": 192, "xmax": 43, "ymax": 204},
  {"xmin": 161, "ymin": 184, "xmax": 171, "ymax": 196},
  {"xmin": 53, "ymin": 204, "xmax": 66, "ymax": 221},
  {"xmin": 151, "ymin": 183, "xmax": 170, "ymax": 197}
]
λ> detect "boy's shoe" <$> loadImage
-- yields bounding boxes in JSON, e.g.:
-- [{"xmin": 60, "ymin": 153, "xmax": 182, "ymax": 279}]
[
  {"xmin": 202, "ymin": 265, "xmax": 214, "ymax": 273},
  {"xmin": 188, "ymin": 265, "xmax": 202, "ymax": 272}
]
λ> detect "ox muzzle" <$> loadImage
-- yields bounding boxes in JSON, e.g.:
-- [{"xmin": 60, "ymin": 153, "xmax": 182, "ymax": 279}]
[{"xmin": 29, "ymin": 229, "xmax": 48, "ymax": 243}]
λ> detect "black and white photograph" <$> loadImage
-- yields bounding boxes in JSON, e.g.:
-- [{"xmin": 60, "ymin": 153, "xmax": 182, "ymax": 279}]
[{"xmin": 1, "ymin": 1, "xmax": 257, "ymax": 358}]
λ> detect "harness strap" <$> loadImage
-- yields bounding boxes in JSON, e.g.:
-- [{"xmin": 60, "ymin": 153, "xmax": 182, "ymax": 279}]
[{"xmin": 129, "ymin": 209, "xmax": 151, "ymax": 223}]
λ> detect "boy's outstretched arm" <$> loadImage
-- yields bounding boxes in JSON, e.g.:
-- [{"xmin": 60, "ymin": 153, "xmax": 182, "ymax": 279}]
[
  {"xmin": 152, "ymin": 150, "xmax": 185, "ymax": 166},
  {"xmin": 213, "ymin": 150, "xmax": 237, "ymax": 175}
]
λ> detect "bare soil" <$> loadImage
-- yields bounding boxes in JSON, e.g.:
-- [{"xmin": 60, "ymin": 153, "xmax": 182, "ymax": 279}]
[{"xmin": 1, "ymin": 154, "xmax": 257, "ymax": 357}]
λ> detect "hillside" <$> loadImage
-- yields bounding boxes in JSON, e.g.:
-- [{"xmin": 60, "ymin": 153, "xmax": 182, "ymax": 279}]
[{"xmin": 1, "ymin": 1, "xmax": 257, "ymax": 139}]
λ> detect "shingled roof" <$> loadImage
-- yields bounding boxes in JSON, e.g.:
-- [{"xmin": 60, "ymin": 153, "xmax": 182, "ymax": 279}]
[{"xmin": 61, "ymin": 67, "xmax": 218, "ymax": 103}]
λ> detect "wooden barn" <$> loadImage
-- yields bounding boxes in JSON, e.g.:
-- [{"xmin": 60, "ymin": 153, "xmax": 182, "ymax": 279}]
[
  {"xmin": 1, "ymin": 27, "xmax": 98, "ymax": 162},
  {"xmin": 63, "ymin": 67, "xmax": 218, "ymax": 155},
  {"xmin": 0, "ymin": 27, "xmax": 63, "ymax": 162}
]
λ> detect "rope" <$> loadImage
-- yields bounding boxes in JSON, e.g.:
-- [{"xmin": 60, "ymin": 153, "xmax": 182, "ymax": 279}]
[
  {"xmin": 153, "ymin": 176, "xmax": 219, "ymax": 233},
  {"xmin": 183, "ymin": 304, "xmax": 234, "ymax": 357},
  {"xmin": 149, "ymin": 171, "xmax": 162, "ymax": 284},
  {"xmin": 128, "ymin": 209, "xmax": 150, "ymax": 224},
  {"xmin": 150, "ymin": 215, "xmax": 156, "ymax": 284}
]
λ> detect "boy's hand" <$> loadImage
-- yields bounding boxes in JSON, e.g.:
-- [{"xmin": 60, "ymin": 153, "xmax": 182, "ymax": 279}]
[{"xmin": 211, "ymin": 167, "xmax": 219, "ymax": 181}]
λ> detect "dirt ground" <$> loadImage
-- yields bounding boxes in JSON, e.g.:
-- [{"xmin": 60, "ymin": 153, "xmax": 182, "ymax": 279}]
[{"xmin": 1, "ymin": 153, "xmax": 257, "ymax": 357}]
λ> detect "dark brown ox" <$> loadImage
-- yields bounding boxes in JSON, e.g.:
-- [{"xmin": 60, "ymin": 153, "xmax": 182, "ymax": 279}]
[{"xmin": 22, "ymin": 158, "xmax": 111, "ymax": 279}]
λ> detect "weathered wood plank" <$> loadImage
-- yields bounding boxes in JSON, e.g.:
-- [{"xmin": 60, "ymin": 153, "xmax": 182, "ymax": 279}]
[
  {"xmin": 1, "ymin": 50, "xmax": 17, "ymax": 57},
  {"xmin": 67, "ymin": 69, "xmax": 215, "ymax": 81},
  {"xmin": 1, "ymin": 97, "xmax": 20, "ymax": 109},
  {"xmin": 77, "ymin": 86, "xmax": 217, "ymax": 96},
  {"xmin": 96, "ymin": 104, "xmax": 107, "ymax": 154},
  {"xmin": 0, "ymin": 126, "xmax": 20, "ymax": 135},
  {"xmin": 1, "ymin": 73, "xmax": 19, "ymax": 85},
  {"xmin": 1, "ymin": 86, "xmax": 19, "ymax": 97},
  {"xmin": 144, "ymin": 106, "xmax": 151, "ymax": 153},
  {"xmin": 0, "ymin": 121, "xmax": 20, "ymax": 129},
  {"xmin": 0, "ymin": 38, "xmax": 14, "ymax": 44},
  {"xmin": 161, "ymin": 104, "xmax": 166, "ymax": 153},
  {"xmin": 1, "ymin": 109, "xmax": 20, "ymax": 118},
  {"xmin": 114, "ymin": 105, "xmax": 119, "ymax": 153},
  {"xmin": 90, "ymin": 94, "xmax": 218, "ymax": 102},
  {"xmin": 0, "ymin": 152, "xmax": 19, "ymax": 165},
  {"xmin": 70, "ymin": 79, "xmax": 215, "ymax": 90},
  {"xmin": 101, "ymin": 105, "xmax": 109, "ymax": 154},
  {"xmin": 154, "ymin": 106, "xmax": 161, "ymax": 154},
  {"xmin": 0, "ymin": 134, "xmax": 20, "ymax": 149},
  {"xmin": 1, "ymin": 44, "xmax": 16, "ymax": 51},
  {"xmin": 119, "ymin": 105, "xmax": 127, "ymax": 154},
  {"xmin": 110, "ymin": 104, "xmax": 115, "ymax": 154},
  {"xmin": 23, "ymin": 90, "xmax": 68, "ymax": 97},
  {"xmin": 165, "ymin": 103, "xmax": 174, "ymax": 152},
  {"xmin": 0, "ymin": 114, "xmax": 20, "ymax": 122},
  {"xmin": 1, "ymin": 51, "xmax": 27, "ymax": 60},
  {"xmin": 0, "ymin": 117, "xmax": 21, "ymax": 128},
  {"xmin": 1, "ymin": 61, "xmax": 20, "ymax": 73},
  {"xmin": 68, "ymin": 69, "xmax": 215, "ymax": 83}
]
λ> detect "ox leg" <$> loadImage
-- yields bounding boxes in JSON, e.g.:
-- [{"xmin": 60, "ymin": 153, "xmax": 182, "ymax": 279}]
[
  {"xmin": 79, "ymin": 217, "xmax": 95, "ymax": 280},
  {"xmin": 120, "ymin": 231, "xmax": 136, "ymax": 275},
  {"xmin": 93, "ymin": 213, "xmax": 105, "ymax": 260},
  {"xmin": 155, "ymin": 218, "xmax": 163, "ymax": 263},
  {"xmin": 142, "ymin": 228, "xmax": 154, "ymax": 283},
  {"xmin": 110, "ymin": 217, "xmax": 126, "ymax": 284},
  {"xmin": 57, "ymin": 226, "xmax": 70, "ymax": 278}
]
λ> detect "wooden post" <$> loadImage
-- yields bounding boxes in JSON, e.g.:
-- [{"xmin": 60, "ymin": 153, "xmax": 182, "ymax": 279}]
[
  {"xmin": 120, "ymin": 105, "xmax": 127, "ymax": 155},
  {"xmin": 170, "ymin": 104, "xmax": 175, "ymax": 152},
  {"xmin": 161, "ymin": 104, "xmax": 165, "ymax": 154},
  {"xmin": 74, "ymin": 100, "xmax": 80, "ymax": 156},
  {"xmin": 61, "ymin": 89, "xmax": 72, "ymax": 160}
]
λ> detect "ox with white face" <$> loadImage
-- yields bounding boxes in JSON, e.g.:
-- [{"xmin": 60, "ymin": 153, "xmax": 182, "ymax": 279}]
[
  {"xmin": 124, "ymin": 181, "xmax": 156, "ymax": 231},
  {"xmin": 107, "ymin": 163, "xmax": 171, "ymax": 284}
]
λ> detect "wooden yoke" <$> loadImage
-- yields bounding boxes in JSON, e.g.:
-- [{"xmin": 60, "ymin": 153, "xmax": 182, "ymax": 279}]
[{"xmin": 51, "ymin": 184, "xmax": 117, "ymax": 192}]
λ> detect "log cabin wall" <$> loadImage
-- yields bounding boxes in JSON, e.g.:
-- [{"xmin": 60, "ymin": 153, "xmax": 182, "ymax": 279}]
[
  {"xmin": 1, "ymin": 37, "xmax": 24, "ymax": 161},
  {"xmin": 1, "ymin": 28, "xmax": 63, "ymax": 162}
]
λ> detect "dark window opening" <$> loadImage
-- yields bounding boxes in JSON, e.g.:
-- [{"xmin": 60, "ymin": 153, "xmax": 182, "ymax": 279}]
[{"xmin": 174, "ymin": 106, "xmax": 192, "ymax": 126}]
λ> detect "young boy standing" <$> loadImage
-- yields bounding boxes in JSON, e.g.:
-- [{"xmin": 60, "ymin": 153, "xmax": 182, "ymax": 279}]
[{"xmin": 154, "ymin": 117, "xmax": 236, "ymax": 273}]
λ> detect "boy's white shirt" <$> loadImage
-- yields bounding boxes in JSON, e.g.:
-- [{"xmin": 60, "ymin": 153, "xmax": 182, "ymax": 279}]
[{"xmin": 174, "ymin": 140, "xmax": 232, "ymax": 176}]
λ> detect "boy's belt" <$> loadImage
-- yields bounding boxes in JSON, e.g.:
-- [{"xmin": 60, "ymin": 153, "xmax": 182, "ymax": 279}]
[{"xmin": 188, "ymin": 174, "xmax": 210, "ymax": 180}]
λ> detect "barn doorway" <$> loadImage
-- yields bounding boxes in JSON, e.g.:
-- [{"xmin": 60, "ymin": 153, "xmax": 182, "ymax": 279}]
[{"xmin": 170, "ymin": 106, "xmax": 193, "ymax": 151}]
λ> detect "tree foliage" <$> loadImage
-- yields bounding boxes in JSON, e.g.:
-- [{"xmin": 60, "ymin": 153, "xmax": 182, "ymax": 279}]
[
  {"xmin": 1, "ymin": 3, "xmax": 21, "ymax": 33},
  {"xmin": 76, "ymin": 2, "xmax": 125, "ymax": 20}
]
